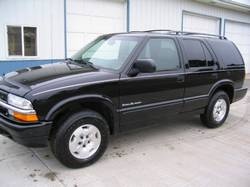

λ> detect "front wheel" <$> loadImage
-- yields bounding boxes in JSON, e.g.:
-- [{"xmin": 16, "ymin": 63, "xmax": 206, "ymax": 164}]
[
  {"xmin": 50, "ymin": 110, "xmax": 109, "ymax": 168},
  {"xmin": 200, "ymin": 91, "xmax": 230, "ymax": 128}
]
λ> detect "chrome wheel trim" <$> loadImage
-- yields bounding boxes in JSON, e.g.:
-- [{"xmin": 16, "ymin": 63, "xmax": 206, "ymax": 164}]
[
  {"xmin": 69, "ymin": 124, "xmax": 101, "ymax": 159},
  {"xmin": 213, "ymin": 98, "xmax": 227, "ymax": 122}
]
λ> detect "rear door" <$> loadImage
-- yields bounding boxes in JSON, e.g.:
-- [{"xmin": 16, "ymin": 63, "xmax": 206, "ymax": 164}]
[
  {"xmin": 119, "ymin": 37, "xmax": 185, "ymax": 131},
  {"xmin": 178, "ymin": 38, "xmax": 219, "ymax": 112}
]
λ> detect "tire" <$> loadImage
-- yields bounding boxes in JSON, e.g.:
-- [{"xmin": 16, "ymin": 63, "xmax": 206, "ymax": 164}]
[
  {"xmin": 50, "ymin": 110, "xmax": 109, "ymax": 168},
  {"xmin": 200, "ymin": 91, "xmax": 230, "ymax": 128}
]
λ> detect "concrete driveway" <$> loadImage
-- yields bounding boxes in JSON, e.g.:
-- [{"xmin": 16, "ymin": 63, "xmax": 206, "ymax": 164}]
[{"xmin": 0, "ymin": 82, "xmax": 250, "ymax": 187}]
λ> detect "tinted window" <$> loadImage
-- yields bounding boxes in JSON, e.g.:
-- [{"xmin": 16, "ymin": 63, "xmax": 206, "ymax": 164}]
[
  {"xmin": 208, "ymin": 40, "xmax": 244, "ymax": 66},
  {"xmin": 201, "ymin": 43, "xmax": 215, "ymax": 66},
  {"xmin": 138, "ymin": 38, "xmax": 180, "ymax": 71},
  {"xmin": 183, "ymin": 39, "xmax": 206, "ymax": 68}
]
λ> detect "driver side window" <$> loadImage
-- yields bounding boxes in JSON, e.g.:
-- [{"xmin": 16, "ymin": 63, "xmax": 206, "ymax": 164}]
[{"xmin": 138, "ymin": 38, "xmax": 180, "ymax": 71}]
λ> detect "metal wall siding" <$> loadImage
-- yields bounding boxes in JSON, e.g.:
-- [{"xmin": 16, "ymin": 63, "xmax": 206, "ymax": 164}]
[
  {"xmin": 130, "ymin": 0, "xmax": 250, "ymax": 31},
  {"xmin": 183, "ymin": 12, "xmax": 221, "ymax": 34},
  {"xmin": 225, "ymin": 20, "xmax": 250, "ymax": 72},
  {"xmin": 66, "ymin": 0, "xmax": 126, "ymax": 57},
  {"xmin": 0, "ymin": 0, "xmax": 65, "ymax": 60}
]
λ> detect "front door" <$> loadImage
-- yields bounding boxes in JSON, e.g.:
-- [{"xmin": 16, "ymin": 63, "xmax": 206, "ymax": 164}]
[{"xmin": 119, "ymin": 37, "xmax": 185, "ymax": 132}]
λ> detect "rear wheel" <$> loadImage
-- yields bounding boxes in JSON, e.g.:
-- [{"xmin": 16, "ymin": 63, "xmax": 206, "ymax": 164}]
[
  {"xmin": 200, "ymin": 91, "xmax": 230, "ymax": 128},
  {"xmin": 50, "ymin": 110, "xmax": 109, "ymax": 168}
]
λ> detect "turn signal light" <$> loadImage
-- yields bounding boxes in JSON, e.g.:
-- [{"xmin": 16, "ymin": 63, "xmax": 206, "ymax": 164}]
[{"xmin": 13, "ymin": 112, "xmax": 39, "ymax": 122}]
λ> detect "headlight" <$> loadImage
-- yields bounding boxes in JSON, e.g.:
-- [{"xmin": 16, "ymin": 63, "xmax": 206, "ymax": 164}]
[
  {"xmin": 8, "ymin": 94, "xmax": 33, "ymax": 110},
  {"xmin": 7, "ymin": 94, "xmax": 38, "ymax": 122}
]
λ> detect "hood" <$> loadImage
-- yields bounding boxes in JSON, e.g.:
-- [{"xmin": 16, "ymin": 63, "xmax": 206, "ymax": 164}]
[{"xmin": 0, "ymin": 62, "xmax": 116, "ymax": 96}]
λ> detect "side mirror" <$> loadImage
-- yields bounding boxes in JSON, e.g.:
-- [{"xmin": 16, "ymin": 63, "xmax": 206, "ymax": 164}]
[{"xmin": 128, "ymin": 59, "xmax": 156, "ymax": 77}]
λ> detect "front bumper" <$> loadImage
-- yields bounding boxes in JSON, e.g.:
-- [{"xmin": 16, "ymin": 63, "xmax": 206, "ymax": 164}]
[
  {"xmin": 233, "ymin": 87, "xmax": 248, "ymax": 103},
  {"xmin": 0, "ymin": 114, "xmax": 52, "ymax": 147}
]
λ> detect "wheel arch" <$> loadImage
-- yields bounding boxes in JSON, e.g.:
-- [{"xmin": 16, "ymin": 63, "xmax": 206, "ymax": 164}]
[
  {"xmin": 46, "ymin": 94, "xmax": 118, "ymax": 135},
  {"xmin": 208, "ymin": 79, "xmax": 234, "ymax": 103}
]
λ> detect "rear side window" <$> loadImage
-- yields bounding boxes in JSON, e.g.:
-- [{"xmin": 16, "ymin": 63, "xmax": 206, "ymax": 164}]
[
  {"xmin": 138, "ymin": 38, "xmax": 180, "ymax": 71},
  {"xmin": 208, "ymin": 40, "xmax": 244, "ymax": 67},
  {"xmin": 182, "ymin": 39, "xmax": 216, "ymax": 68},
  {"xmin": 183, "ymin": 40, "xmax": 206, "ymax": 68}
]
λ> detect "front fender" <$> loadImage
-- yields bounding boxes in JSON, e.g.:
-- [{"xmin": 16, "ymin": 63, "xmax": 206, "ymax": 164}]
[{"xmin": 45, "ymin": 94, "xmax": 115, "ymax": 121}]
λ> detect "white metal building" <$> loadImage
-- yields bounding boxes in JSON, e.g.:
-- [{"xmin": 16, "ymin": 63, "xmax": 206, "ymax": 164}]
[{"xmin": 0, "ymin": 0, "xmax": 250, "ymax": 74}]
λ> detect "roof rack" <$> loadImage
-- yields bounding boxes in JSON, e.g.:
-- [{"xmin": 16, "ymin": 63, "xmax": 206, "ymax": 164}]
[{"xmin": 142, "ymin": 29, "xmax": 227, "ymax": 40}]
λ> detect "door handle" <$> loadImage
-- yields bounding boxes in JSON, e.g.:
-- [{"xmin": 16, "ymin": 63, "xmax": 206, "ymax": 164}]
[{"xmin": 176, "ymin": 75, "xmax": 184, "ymax": 83}]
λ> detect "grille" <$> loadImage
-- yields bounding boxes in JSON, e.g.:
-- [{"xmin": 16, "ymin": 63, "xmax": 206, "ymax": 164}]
[
  {"xmin": 0, "ymin": 90, "xmax": 8, "ymax": 116},
  {"xmin": 0, "ymin": 90, "xmax": 7, "ymax": 102},
  {"xmin": 0, "ymin": 105, "xmax": 8, "ymax": 116}
]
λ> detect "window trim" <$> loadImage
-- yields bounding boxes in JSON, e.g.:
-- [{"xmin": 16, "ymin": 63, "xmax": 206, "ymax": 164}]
[
  {"xmin": 5, "ymin": 25, "xmax": 39, "ymax": 59},
  {"xmin": 181, "ymin": 38, "xmax": 217, "ymax": 71},
  {"xmin": 133, "ymin": 36, "xmax": 183, "ymax": 74}
]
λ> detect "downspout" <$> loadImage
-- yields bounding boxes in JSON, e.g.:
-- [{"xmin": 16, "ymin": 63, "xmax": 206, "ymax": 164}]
[
  {"xmin": 181, "ymin": 11, "xmax": 184, "ymax": 31},
  {"xmin": 127, "ymin": 0, "xmax": 130, "ymax": 32},
  {"xmin": 64, "ymin": 0, "xmax": 67, "ymax": 58}
]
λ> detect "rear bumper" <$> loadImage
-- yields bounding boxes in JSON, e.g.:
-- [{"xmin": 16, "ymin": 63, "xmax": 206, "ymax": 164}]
[
  {"xmin": 233, "ymin": 87, "xmax": 248, "ymax": 103},
  {"xmin": 0, "ymin": 114, "xmax": 52, "ymax": 147}
]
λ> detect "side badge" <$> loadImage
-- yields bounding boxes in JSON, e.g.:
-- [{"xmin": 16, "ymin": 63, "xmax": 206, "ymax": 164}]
[{"xmin": 122, "ymin": 101, "xmax": 142, "ymax": 107}]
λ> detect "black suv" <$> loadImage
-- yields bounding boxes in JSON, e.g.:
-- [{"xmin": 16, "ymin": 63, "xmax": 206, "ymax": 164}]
[{"xmin": 0, "ymin": 30, "xmax": 247, "ymax": 168}]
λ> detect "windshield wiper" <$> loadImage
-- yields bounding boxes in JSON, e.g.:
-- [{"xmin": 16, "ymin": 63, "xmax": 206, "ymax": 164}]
[
  {"xmin": 71, "ymin": 59, "xmax": 98, "ymax": 69},
  {"xmin": 65, "ymin": 58, "xmax": 74, "ymax": 64}
]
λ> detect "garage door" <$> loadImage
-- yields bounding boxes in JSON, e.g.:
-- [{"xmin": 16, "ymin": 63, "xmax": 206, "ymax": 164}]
[
  {"xmin": 225, "ymin": 21, "xmax": 250, "ymax": 73},
  {"xmin": 67, "ymin": 0, "xmax": 126, "ymax": 57},
  {"xmin": 183, "ymin": 13, "xmax": 220, "ymax": 35}
]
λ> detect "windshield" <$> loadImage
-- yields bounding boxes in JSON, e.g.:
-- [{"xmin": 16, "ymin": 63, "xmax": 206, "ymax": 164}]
[{"xmin": 71, "ymin": 35, "xmax": 140, "ymax": 70}]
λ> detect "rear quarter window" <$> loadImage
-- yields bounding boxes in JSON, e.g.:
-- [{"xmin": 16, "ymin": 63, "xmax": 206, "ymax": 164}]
[{"xmin": 207, "ymin": 40, "xmax": 244, "ymax": 67}]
